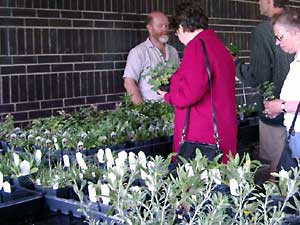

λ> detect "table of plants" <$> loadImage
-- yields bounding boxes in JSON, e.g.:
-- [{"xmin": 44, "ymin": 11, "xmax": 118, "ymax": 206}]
[{"xmin": 0, "ymin": 96, "xmax": 299, "ymax": 225}]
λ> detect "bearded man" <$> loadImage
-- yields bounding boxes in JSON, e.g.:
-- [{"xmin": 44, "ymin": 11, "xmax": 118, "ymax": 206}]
[{"xmin": 123, "ymin": 11, "xmax": 179, "ymax": 104}]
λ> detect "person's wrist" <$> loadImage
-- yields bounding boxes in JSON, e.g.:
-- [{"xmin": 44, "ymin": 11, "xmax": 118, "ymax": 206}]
[{"xmin": 281, "ymin": 100, "xmax": 286, "ymax": 113}]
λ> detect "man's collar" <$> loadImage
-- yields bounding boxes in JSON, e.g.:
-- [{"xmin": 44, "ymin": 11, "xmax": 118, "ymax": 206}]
[{"xmin": 145, "ymin": 38, "xmax": 167, "ymax": 48}]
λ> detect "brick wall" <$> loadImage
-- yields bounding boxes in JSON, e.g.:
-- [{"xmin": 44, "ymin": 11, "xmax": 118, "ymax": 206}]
[{"xmin": 0, "ymin": 0, "xmax": 299, "ymax": 124}]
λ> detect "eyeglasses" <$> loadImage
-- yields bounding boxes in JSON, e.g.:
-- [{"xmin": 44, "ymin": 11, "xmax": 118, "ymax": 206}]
[{"xmin": 275, "ymin": 33, "xmax": 287, "ymax": 42}]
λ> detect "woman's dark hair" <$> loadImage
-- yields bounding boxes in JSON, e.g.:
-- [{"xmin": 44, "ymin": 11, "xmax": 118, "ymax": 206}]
[
  {"xmin": 273, "ymin": 0, "xmax": 289, "ymax": 9},
  {"xmin": 171, "ymin": 2, "xmax": 208, "ymax": 32},
  {"xmin": 272, "ymin": 10, "xmax": 300, "ymax": 31}
]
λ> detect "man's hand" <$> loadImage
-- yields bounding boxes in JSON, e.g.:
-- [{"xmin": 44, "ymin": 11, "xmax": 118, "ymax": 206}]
[
  {"xmin": 157, "ymin": 89, "xmax": 167, "ymax": 99},
  {"xmin": 263, "ymin": 99, "xmax": 283, "ymax": 118},
  {"xmin": 124, "ymin": 78, "xmax": 144, "ymax": 104}
]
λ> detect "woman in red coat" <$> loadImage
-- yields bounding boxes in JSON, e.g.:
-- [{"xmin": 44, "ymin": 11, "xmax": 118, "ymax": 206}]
[{"xmin": 158, "ymin": 2, "xmax": 237, "ymax": 163}]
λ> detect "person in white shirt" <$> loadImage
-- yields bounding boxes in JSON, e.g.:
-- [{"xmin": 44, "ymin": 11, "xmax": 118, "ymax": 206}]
[
  {"xmin": 264, "ymin": 11, "xmax": 300, "ymax": 157},
  {"xmin": 123, "ymin": 11, "xmax": 179, "ymax": 104}
]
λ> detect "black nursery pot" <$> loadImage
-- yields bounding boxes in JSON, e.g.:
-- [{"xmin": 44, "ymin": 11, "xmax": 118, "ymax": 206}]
[{"xmin": 159, "ymin": 85, "xmax": 170, "ymax": 92}]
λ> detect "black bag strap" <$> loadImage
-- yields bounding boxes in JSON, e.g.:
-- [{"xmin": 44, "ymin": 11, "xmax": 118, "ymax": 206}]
[
  {"xmin": 287, "ymin": 102, "xmax": 300, "ymax": 140},
  {"xmin": 181, "ymin": 39, "xmax": 220, "ymax": 149}
]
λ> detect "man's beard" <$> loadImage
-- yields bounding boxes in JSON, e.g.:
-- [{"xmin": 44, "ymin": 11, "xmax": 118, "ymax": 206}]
[{"xmin": 158, "ymin": 35, "xmax": 169, "ymax": 44}]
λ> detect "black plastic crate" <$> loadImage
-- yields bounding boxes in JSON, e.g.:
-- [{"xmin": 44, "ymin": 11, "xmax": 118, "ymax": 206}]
[
  {"xmin": 44, "ymin": 194, "xmax": 122, "ymax": 224},
  {"xmin": 0, "ymin": 186, "xmax": 43, "ymax": 223}
]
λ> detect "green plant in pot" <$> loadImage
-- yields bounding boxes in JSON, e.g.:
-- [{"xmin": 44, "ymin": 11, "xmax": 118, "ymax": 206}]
[
  {"xmin": 144, "ymin": 60, "xmax": 178, "ymax": 92},
  {"xmin": 258, "ymin": 81, "xmax": 275, "ymax": 101}
]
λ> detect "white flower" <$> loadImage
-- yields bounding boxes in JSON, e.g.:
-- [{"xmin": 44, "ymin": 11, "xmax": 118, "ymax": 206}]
[
  {"xmin": 147, "ymin": 161, "xmax": 155, "ymax": 170},
  {"xmin": 287, "ymin": 179, "xmax": 298, "ymax": 198},
  {"xmin": 115, "ymin": 158, "xmax": 125, "ymax": 176},
  {"xmin": 35, "ymin": 150, "xmax": 42, "ymax": 165},
  {"xmin": 128, "ymin": 152, "xmax": 136, "ymax": 171},
  {"xmin": 97, "ymin": 149, "xmax": 105, "ymax": 163},
  {"xmin": 117, "ymin": 150, "xmax": 128, "ymax": 161},
  {"xmin": 185, "ymin": 164, "xmax": 194, "ymax": 177},
  {"xmin": 3, "ymin": 181, "xmax": 11, "ymax": 193},
  {"xmin": 279, "ymin": 169, "xmax": 290, "ymax": 180},
  {"xmin": 100, "ymin": 184, "xmax": 110, "ymax": 205},
  {"xmin": 200, "ymin": 170, "xmax": 208, "ymax": 183},
  {"xmin": 237, "ymin": 167, "xmax": 245, "ymax": 180},
  {"xmin": 53, "ymin": 182, "xmax": 59, "ymax": 190},
  {"xmin": 210, "ymin": 168, "xmax": 221, "ymax": 184},
  {"xmin": 110, "ymin": 131, "xmax": 117, "ymax": 138},
  {"xmin": 77, "ymin": 141, "xmax": 84, "ymax": 150},
  {"xmin": 0, "ymin": 172, "xmax": 3, "ymax": 190},
  {"xmin": 63, "ymin": 154, "xmax": 70, "ymax": 167},
  {"xmin": 36, "ymin": 178, "xmax": 41, "ymax": 185},
  {"xmin": 79, "ymin": 173, "xmax": 84, "ymax": 180},
  {"xmin": 46, "ymin": 139, "xmax": 52, "ymax": 145},
  {"xmin": 53, "ymin": 136, "xmax": 59, "ymax": 149},
  {"xmin": 105, "ymin": 148, "xmax": 114, "ymax": 168},
  {"xmin": 62, "ymin": 138, "xmax": 68, "ymax": 146},
  {"xmin": 13, "ymin": 152, "xmax": 20, "ymax": 166},
  {"xmin": 10, "ymin": 133, "xmax": 16, "ymax": 140},
  {"xmin": 20, "ymin": 160, "xmax": 30, "ymax": 176},
  {"xmin": 140, "ymin": 169, "xmax": 155, "ymax": 192},
  {"xmin": 107, "ymin": 172, "xmax": 117, "ymax": 184},
  {"xmin": 76, "ymin": 152, "xmax": 87, "ymax": 170},
  {"xmin": 88, "ymin": 184, "xmax": 97, "ymax": 203},
  {"xmin": 130, "ymin": 186, "xmax": 141, "ymax": 193},
  {"xmin": 229, "ymin": 178, "xmax": 240, "ymax": 196},
  {"xmin": 81, "ymin": 132, "xmax": 88, "ymax": 139},
  {"xmin": 27, "ymin": 134, "xmax": 34, "ymax": 140},
  {"xmin": 138, "ymin": 151, "xmax": 147, "ymax": 168},
  {"xmin": 62, "ymin": 131, "xmax": 68, "ymax": 137}
]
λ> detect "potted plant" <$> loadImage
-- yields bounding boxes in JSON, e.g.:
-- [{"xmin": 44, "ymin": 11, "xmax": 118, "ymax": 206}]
[{"xmin": 144, "ymin": 60, "xmax": 178, "ymax": 92}]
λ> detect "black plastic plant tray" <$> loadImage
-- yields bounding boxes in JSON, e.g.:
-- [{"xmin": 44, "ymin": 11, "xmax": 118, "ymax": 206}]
[
  {"xmin": 117, "ymin": 139, "xmax": 172, "ymax": 159},
  {"xmin": 0, "ymin": 186, "xmax": 43, "ymax": 223},
  {"xmin": 44, "ymin": 194, "xmax": 122, "ymax": 224}
]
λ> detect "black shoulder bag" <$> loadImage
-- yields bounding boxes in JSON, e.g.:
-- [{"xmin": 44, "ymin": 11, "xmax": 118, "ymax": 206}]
[
  {"xmin": 176, "ymin": 39, "xmax": 221, "ymax": 163},
  {"xmin": 277, "ymin": 102, "xmax": 300, "ymax": 171}
]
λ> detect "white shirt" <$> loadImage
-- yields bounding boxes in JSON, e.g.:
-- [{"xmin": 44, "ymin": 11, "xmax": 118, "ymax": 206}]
[
  {"xmin": 123, "ymin": 38, "xmax": 179, "ymax": 101},
  {"xmin": 280, "ymin": 53, "xmax": 300, "ymax": 131}
]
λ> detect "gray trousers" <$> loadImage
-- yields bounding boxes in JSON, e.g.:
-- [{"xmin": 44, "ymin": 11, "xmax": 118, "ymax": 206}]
[{"xmin": 259, "ymin": 120, "xmax": 286, "ymax": 170}]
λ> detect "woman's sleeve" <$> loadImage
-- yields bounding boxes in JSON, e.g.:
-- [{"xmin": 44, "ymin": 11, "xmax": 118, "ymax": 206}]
[{"xmin": 164, "ymin": 41, "xmax": 209, "ymax": 108}]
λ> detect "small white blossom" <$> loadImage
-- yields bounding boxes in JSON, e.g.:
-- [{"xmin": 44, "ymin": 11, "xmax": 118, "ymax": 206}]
[
  {"xmin": 13, "ymin": 152, "xmax": 20, "ymax": 166},
  {"xmin": 35, "ymin": 150, "xmax": 42, "ymax": 165},
  {"xmin": 10, "ymin": 133, "xmax": 17, "ymax": 140},
  {"xmin": 185, "ymin": 164, "xmax": 194, "ymax": 177},
  {"xmin": 97, "ymin": 149, "xmax": 105, "ymax": 163},
  {"xmin": 20, "ymin": 160, "xmax": 30, "ymax": 176},
  {"xmin": 107, "ymin": 172, "xmax": 117, "ymax": 184},
  {"xmin": 63, "ymin": 154, "xmax": 70, "ymax": 167},
  {"xmin": 36, "ymin": 178, "xmax": 41, "ymax": 185},
  {"xmin": 105, "ymin": 148, "xmax": 114, "ymax": 168},
  {"xmin": 0, "ymin": 172, "xmax": 3, "ymax": 190},
  {"xmin": 200, "ymin": 170, "xmax": 208, "ymax": 183},
  {"xmin": 77, "ymin": 141, "xmax": 84, "ymax": 151},
  {"xmin": 3, "ymin": 181, "xmax": 11, "ymax": 193},
  {"xmin": 117, "ymin": 151, "xmax": 128, "ymax": 161},
  {"xmin": 210, "ymin": 168, "xmax": 221, "ymax": 184},
  {"xmin": 229, "ymin": 179, "xmax": 239, "ymax": 196},
  {"xmin": 88, "ymin": 184, "xmax": 97, "ymax": 203},
  {"xmin": 138, "ymin": 151, "xmax": 147, "ymax": 168},
  {"xmin": 76, "ymin": 152, "xmax": 87, "ymax": 170},
  {"xmin": 100, "ymin": 184, "xmax": 110, "ymax": 205},
  {"xmin": 128, "ymin": 152, "xmax": 136, "ymax": 171},
  {"xmin": 115, "ymin": 158, "xmax": 125, "ymax": 176}
]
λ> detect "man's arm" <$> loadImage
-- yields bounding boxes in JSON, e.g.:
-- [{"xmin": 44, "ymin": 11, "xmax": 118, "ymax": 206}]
[
  {"xmin": 124, "ymin": 77, "xmax": 144, "ymax": 104},
  {"xmin": 235, "ymin": 24, "xmax": 273, "ymax": 88}
]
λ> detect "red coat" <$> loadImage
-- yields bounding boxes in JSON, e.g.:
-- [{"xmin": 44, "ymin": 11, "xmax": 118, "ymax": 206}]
[{"xmin": 164, "ymin": 29, "xmax": 237, "ymax": 163}]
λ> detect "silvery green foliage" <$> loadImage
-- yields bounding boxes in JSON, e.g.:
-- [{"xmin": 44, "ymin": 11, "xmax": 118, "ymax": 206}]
[{"xmin": 71, "ymin": 150, "xmax": 300, "ymax": 225}]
